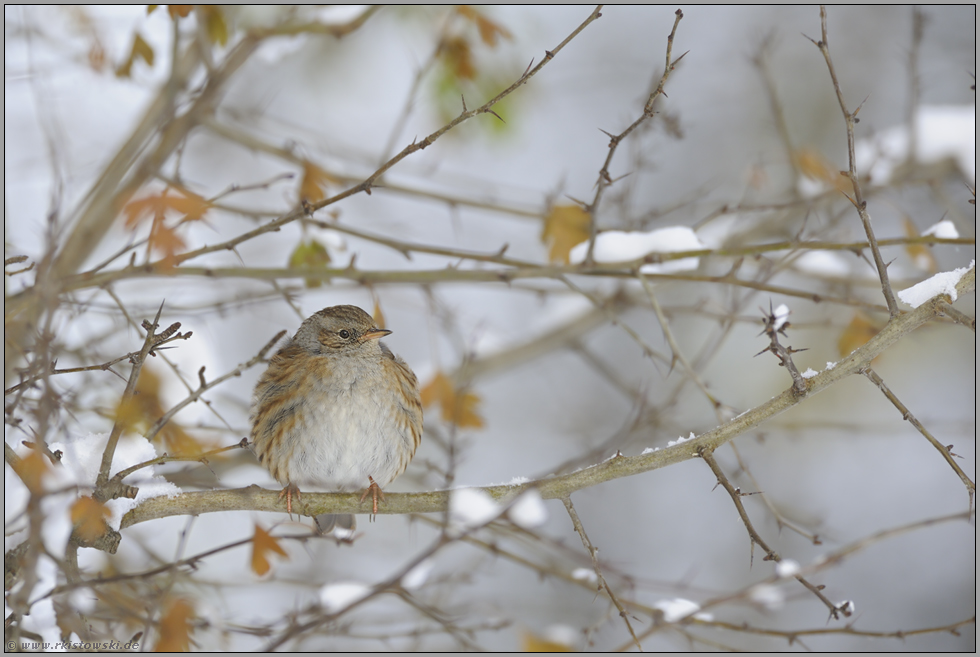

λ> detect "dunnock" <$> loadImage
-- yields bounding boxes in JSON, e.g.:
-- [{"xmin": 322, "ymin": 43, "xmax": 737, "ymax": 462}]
[{"xmin": 250, "ymin": 305, "xmax": 423, "ymax": 532}]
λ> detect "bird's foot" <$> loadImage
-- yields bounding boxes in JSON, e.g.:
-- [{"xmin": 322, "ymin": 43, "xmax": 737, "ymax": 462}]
[
  {"xmin": 278, "ymin": 483, "xmax": 302, "ymax": 516},
  {"xmin": 359, "ymin": 476, "xmax": 386, "ymax": 520}
]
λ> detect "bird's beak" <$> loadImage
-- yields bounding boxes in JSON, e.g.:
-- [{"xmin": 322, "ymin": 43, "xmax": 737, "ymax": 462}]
[{"xmin": 362, "ymin": 327, "xmax": 392, "ymax": 342}]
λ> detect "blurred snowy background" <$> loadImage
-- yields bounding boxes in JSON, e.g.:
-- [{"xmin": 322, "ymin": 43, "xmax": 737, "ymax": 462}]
[{"xmin": 5, "ymin": 5, "xmax": 975, "ymax": 651}]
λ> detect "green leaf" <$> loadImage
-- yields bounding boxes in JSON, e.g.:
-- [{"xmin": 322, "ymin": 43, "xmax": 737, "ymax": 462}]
[{"xmin": 288, "ymin": 239, "xmax": 331, "ymax": 288}]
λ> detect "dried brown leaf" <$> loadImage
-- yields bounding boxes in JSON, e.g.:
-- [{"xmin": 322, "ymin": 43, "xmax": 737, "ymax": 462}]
[
  {"xmin": 456, "ymin": 6, "xmax": 512, "ymax": 47},
  {"xmin": 200, "ymin": 6, "xmax": 228, "ymax": 46},
  {"xmin": 903, "ymin": 217, "xmax": 937, "ymax": 273},
  {"xmin": 541, "ymin": 205, "xmax": 591, "ymax": 264},
  {"xmin": 167, "ymin": 6, "xmax": 193, "ymax": 19},
  {"xmin": 18, "ymin": 451, "xmax": 50, "ymax": 495},
  {"xmin": 116, "ymin": 368, "xmax": 203, "ymax": 455},
  {"xmin": 115, "ymin": 33, "xmax": 154, "ymax": 78},
  {"xmin": 439, "ymin": 35, "xmax": 476, "ymax": 81},
  {"xmin": 838, "ymin": 311, "xmax": 881, "ymax": 358},
  {"xmin": 299, "ymin": 161, "xmax": 340, "ymax": 203},
  {"xmin": 251, "ymin": 525, "xmax": 288, "ymax": 576},
  {"xmin": 123, "ymin": 187, "xmax": 212, "ymax": 227},
  {"xmin": 421, "ymin": 371, "xmax": 484, "ymax": 429},
  {"xmin": 372, "ymin": 298, "xmax": 386, "ymax": 330},
  {"xmin": 795, "ymin": 147, "xmax": 853, "ymax": 194},
  {"xmin": 154, "ymin": 598, "xmax": 194, "ymax": 652},
  {"xmin": 522, "ymin": 631, "xmax": 574, "ymax": 652},
  {"xmin": 149, "ymin": 222, "xmax": 187, "ymax": 269},
  {"xmin": 71, "ymin": 496, "xmax": 110, "ymax": 542}
]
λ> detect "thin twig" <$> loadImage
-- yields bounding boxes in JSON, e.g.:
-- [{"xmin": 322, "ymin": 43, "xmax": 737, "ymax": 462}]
[
  {"xmin": 861, "ymin": 367, "xmax": 975, "ymax": 503},
  {"xmin": 752, "ymin": 33, "xmax": 800, "ymax": 179},
  {"xmin": 939, "ymin": 301, "xmax": 975, "ymax": 331},
  {"xmin": 808, "ymin": 6, "xmax": 900, "ymax": 316},
  {"xmin": 142, "ymin": 330, "xmax": 286, "ymax": 443},
  {"xmin": 558, "ymin": 274, "xmax": 671, "ymax": 367},
  {"xmin": 726, "ymin": 442, "xmax": 823, "ymax": 545},
  {"xmin": 28, "ymin": 235, "xmax": 970, "ymax": 315},
  {"xmin": 639, "ymin": 273, "xmax": 722, "ymax": 412},
  {"xmin": 613, "ymin": 510, "xmax": 975, "ymax": 650},
  {"xmin": 562, "ymin": 497, "xmax": 642, "ymax": 651},
  {"xmin": 111, "ymin": 437, "xmax": 252, "ymax": 484},
  {"xmin": 698, "ymin": 447, "xmax": 847, "ymax": 619},
  {"xmin": 584, "ymin": 9, "xmax": 685, "ymax": 264},
  {"xmin": 93, "ymin": 304, "xmax": 166, "ymax": 502}
]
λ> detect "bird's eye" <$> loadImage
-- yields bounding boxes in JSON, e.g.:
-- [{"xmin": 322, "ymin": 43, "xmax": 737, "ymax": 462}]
[{"xmin": 338, "ymin": 329, "xmax": 351, "ymax": 340}]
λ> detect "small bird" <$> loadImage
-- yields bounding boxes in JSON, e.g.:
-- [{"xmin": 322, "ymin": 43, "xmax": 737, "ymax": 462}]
[{"xmin": 250, "ymin": 305, "xmax": 423, "ymax": 533}]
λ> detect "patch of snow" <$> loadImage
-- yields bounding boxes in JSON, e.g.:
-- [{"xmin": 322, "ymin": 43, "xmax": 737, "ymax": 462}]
[
  {"xmin": 898, "ymin": 260, "xmax": 974, "ymax": 308},
  {"xmin": 922, "ymin": 220, "xmax": 958, "ymax": 239},
  {"xmin": 508, "ymin": 490, "xmax": 547, "ymax": 528},
  {"xmin": 569, "ymin": 226, "xmax": 705, "ymax": 275},
  {"xmin": 319, "ymin": 582, "xmax": 370, "ymax": 613}
]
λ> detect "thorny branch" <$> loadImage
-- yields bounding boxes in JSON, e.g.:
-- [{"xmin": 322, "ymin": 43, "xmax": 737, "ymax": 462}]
[
  {"xmin": 584, "ymin": 9, "xmax": 686, "ymax": 264},
  {"xmin": 15, "ymin": 236, "xmax": 968, "ymax": 313},
  {"xmin": 639, "ymin": 273, "xmax": 723, "ymax": 413},
  {"xmin": 562, "ymin": 497, "xmax": 642, "ymax": 651},
  {"xmin": 120, "ymin": 263, "xmax": 975, "ymax": 529},
  {"xmin": 808, "ymin": 5, "xmax": 900, "ymax": 316},
  {"xmin": 755, "ymin": 303, "xmax": 808, "ymax": 397},
  {"xmin": 611, "ymin": 510, "xmax": 975, "ymax": 651},
  {"xmin": 861, "ymin": 367, "xmax": 975, "ymax": 504},
  {"xmin": 4, "ymin": 6, "xmax": 973, "ymax": 651},
  {"xmin": 4, "ymin": 327, "xmax": 192, "ymax": 396},
  {"xmin": 93, "ymin": 304, "xmax": 170, "ymax": 502},
  {"xmin": 142, "ymin": 330, "xmax": 286, "ymax": 444},
  {"xmin": 698, "ymin": 447, "xmax": 846, "ymax": 619}
]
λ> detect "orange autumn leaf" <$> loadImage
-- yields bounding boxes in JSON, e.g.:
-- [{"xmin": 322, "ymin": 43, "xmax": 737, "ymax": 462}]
[
  {"xmin": 251, "ymin": 525, "xmax": 289, "ymax": 576},
  {"xmin": 420, "ymin": 370, "xmax": 451, "ymax": 407},
  {"xmin": 123, "ymin": 187, "xmax": 211, "ymax": 267},
  {"xmin": 123, "ymin": 187, "xmax": 212, "ymax": 227},
  {"xmin": 150, "ymin": 223, "xmax": 187, "ymax": 269},
  {"xmin": 903, "ymin": 217, "xmax": 937, "ymax": 273},
  {"xmin": 159, "ymin": 425, "xmax": 205, "ymax": 458},
  {"xmin": 154, "ymin": 598, "xmax": 194, "ymax": 652},
  {"xmin": 299, "ymin": 161, "xmax": 341, "ymax": 203},
  {"xmin": 17, "ymin": 451, "xmax": 50, "ymax": 495},
  {"xmin": 522, "ymin": 631, "xmax": 575, "ymax": 652},
  {"xmin": 372, "ymin": 298, "xmax": 386, "ymax": 330},
  {"xmin": 123, "ymin": 195, "xmax": 164, "ymax": 229},
  {"xmin": 421, "ymin": 371, "xmax": 484, "ymax": 429},
  {"xmin": 71, "ymin": 496, "xmax": 111, "ymax": 542},
  {"xmin": 541, "ymin": 205, "xmax": 591, "ymax": 264},
  {"xmin": 795, "ymin": 147, "xmax": 853, "ymax": 195},
  {"xmin": 113, "ymin": 397, "xmax": 146, "ymax": 436},
  {"xmin": 838, "ymin": 312, "xmax": 881, "ymax": 358},
  {"xmin": 115, "ymin": 368, "xmax": 204, "ymax": 456},
  {"xmin": 167, "ymin": 6, "xmax": 193, "ymax": 19},
  {"xmin": 167, "ymin": 189, "xmax": 212, "ymax": 221},
  {"xmin": 439, "ymin": 35, "xmax": 476, "ymax": 81},
  {"xmin": 456, "ymin": 6, "xmax": 512, "ymax": 47}
]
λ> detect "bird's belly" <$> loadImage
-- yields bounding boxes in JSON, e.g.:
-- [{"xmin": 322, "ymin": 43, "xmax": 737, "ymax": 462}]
[{"xmin": 285, "ymin": 385, "xmax": 410, "ymax": 491}]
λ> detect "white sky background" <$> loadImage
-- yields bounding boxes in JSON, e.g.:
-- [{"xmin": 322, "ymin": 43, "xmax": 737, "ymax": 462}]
[{"xmin": 5, "ymin": 6, "xmax": 976, "ymax": 651}]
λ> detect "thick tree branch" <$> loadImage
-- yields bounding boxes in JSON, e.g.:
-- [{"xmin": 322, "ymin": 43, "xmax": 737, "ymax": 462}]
[{"xmin": 121, "ymin": 264, "xmax": 974, "ymax": 528}]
